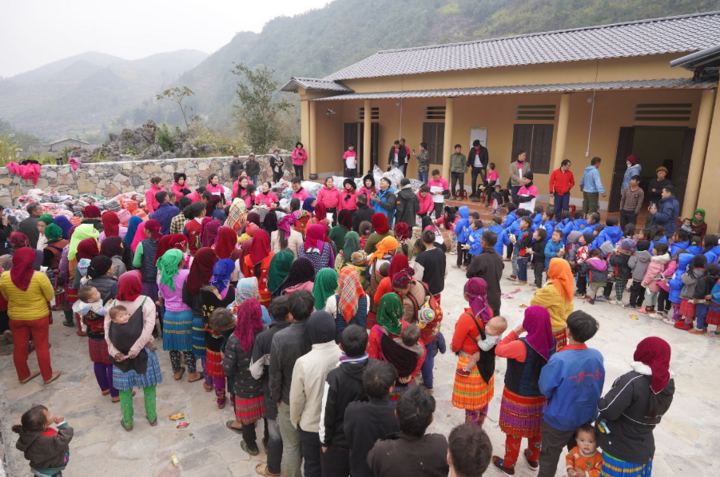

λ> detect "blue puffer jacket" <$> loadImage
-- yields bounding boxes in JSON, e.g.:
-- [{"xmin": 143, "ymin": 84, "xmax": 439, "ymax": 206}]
[
  {"xmin": 710, "ymin": 279, "xmax": 720, "ymax": 305},
  {"xmin": 502, "ymin": 210, "xmax": 517, "ymax": 229},
  {"xmin": 454, "ymin": 206, "xmax": 471, "ymax": 243},
  {"xmin": 467, "ymin": 227, "xmax": 485, "ymax": 256},
  {"xmin": 544, "ymin": 240, "xmax": 563, "ymax": 269},
  {"xmin": 532, "ymin": 214, "xmax": 543, "ymax": 227},
  {"xmin": 670, "ymin": 241, "xmax": 689, "ymax": 258},
  {"xmin": 538, "ymin": 219, "xmax": 555, "ymax": 243},
  {"xmin": 487, "ymin": 224, "xmax": 505, "ymax": 255},
  {"xmin": 669, "ymin": 253, "xmax": 693, "ymax": 304},
  {"xmin": 592, "ymin": 225, "xmax": 623, "ymax": 250},
  {"xmin": 687, "ymin": 245, "xmax": 703, "ymax": 256}
]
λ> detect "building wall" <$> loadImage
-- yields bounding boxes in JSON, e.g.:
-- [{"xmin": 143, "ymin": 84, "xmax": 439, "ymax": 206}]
[{"xmin": 47, "ymin": 139, "xmax": 89, "ymax": 152}]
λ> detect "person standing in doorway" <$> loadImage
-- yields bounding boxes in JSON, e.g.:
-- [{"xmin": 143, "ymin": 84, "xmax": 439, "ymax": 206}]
[
  {"xmin": 509, "ymin": 151, "xmax": 530, "ymax": 205},
  {"xmin": 619, "ymin": 175, "xmax": 644, "ymax": 229},
  {"xmin": 549, "ymin": 159, "xmax": 575, "ymax": 221},
  {"xmin": 343, "ymin": 144, "xmax": 358, "ymax": 178},
  {"xmin": 414, "ymin": 143, "xmax": 431, "ymax": 184},
  {"xmin": 579, "ymin": 157, "xmax": 605, "ymax": 215},
  {"xmin": 621, "ymin": 154, "xmax": 642, "ymax": 194},
  {"xmin": 649, "ymin": 185, "xmax": 680, "ymax": 239},
  {"xmin": 466, "ymin": 139, "xmax": 489, "ymax": 203},
  {"xmin": 400, "ymin": 138, "xmax": 411, "ymax": 175},
  {"xmin": 450, "ymin": 144, "xmax": 467, "ymax": 200},
  {"xmin": 646, "ymin": 166, "xmax": 671, "ymax": 226},
  {"xmin": 292, "ymin": 142, "xmax": 308, "ymax": 179},
  {"xmin": 387, "ymin": 140, "xmax": 408, "ymax": 174}
]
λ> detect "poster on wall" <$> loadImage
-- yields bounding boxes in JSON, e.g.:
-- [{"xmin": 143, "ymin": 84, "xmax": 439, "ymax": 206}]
[{"xmin": 470, "ymin": 127, "xmax": 488, "ymax": 148}]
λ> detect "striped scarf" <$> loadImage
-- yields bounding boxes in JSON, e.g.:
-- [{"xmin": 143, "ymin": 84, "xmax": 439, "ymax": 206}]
[{"xmin": 339, "ymin": 352, "xmax": 369, "ymax": 364}]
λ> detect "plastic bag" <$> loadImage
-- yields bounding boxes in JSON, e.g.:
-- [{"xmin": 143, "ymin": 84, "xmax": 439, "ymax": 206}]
[{"xmin": 302, "ymin": 181, "xmax": 322, "ymax": 198}]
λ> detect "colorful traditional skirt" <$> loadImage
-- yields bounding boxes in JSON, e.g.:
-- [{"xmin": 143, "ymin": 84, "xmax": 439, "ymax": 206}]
[
  {"xmin": 88, "ymin": 337, "xmax": 112, "ymax": 364},
  {"xmin": 679, "ymin": 298, "xmax": 695, "ymax": 318},
  {"xmin": 67, "ymin": 286, "xmax": 78, "ymax": 305},
  {"xmin": 191, "ymin": 315, "xmax": 206, "ymax": 359},
  {"xmin": 162, "ymin": 309, "xmax": 194, "ymax": 352},
  {"xmin": 600, "ymin": 452, "xmax": 652, "ymax": 476},
  {"xmin": 206, "ymin": 349, "xmax": 224, "ymax": 378},
  {"xmin": 112, "ymin": 349, "xmax": 163, "ymax": 391},
  {"xmin": 704, "ymin": 302, "xmax": 720, "ymax": 326},
  {"xmin": 498, "ymin": 387, "xmax": 545, "ymax": 438},
  {"xmin": 235, "ymin": 395, "xmax": 265, "ymax": 425},
  {"xmin": 389, "ymin": 381, "xmax": 415, "ymax": 402},
  {"xmin": 142, "ymin": 282, "xmax": 159, "ymax": 302},
  {"xmin": 366, "ymin": 312, "xmax": 376, "ymax": 330},
  {"xmin": 452, "ymin": 354, "xmax": 495, "ymax": 410},
  {"xmin": 553, "ymin": 327, "xmax": 567, "ymax": 351}
]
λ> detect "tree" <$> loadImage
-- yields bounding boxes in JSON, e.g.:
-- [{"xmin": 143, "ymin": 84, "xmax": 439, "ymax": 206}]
[
  {"xmin": 156, "ymin": 86, "xmax": 196, "ymax": 129},
  {"xmin": 231, "ymin": 63, "xmax": 291, "ymax": 154}
]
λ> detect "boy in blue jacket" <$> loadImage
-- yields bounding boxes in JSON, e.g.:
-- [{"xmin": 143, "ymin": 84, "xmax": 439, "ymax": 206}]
[
  {"xmin": 454, "ymin": 206, "xmax": 471, "ymax": 268},
  {"xmin": 592, "ymin": 217, "xmax": 623, "ymax": 250},
  {"xmin": 501, "ymin": 203, "xmax": 518, "ymax": 259},
  {"xmin": 670, "ymin": 230, "xmax": 689, "ymax": 257},
  {"xmin": 465, "ymin": 220, "xmax": 485, "ymax": 258},
  {"xmin": 538, "ymin": 311, "xmax": 605, "ymax": 477},
  {"xmin": 578, "ymin": 213, "xmax": 600, "ymax": 235},
  {"xmin": 487, "ymin": 217, "xmax": 505, "ymax": 255},
  {"xmin": 538, "ymin": 207, "xmax": 556, "ymax": 243},
  {"xmin": 544, "ymin": 230, "xmax": 564, "ymax": 270}
]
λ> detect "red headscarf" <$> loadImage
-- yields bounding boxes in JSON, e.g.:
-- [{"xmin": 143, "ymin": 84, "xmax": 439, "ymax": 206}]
[
  {"xmin": 394, "ymin": 222, "xmax": 409, "ymax": 242},
  {"xmin": 143, "ymin": 219, "xmax": 161, "ymax": 241},
  {"xmin": 83, "ymin": 205, "xmax": 101, "ymax": 218},
  {"xmin": 249, "ymin": 230, "xmax": 271, "ymax": 266},
  {"xmin": 304, "ymin": 224, "xmax": 327, "ymax": 251},
  {"xmin": 101, "ymin": 211, "xmax": 120, "ymax": 237},
  {"xmin": 338, "ymin": 210, "xmax": 353, "ymax": 230},
  {"xmin": 314, "ymin": 203, "xmax": 327, "ymax": 222},
  {"xmin": 76, "ymin": 238, "xmax": 99, "ymax": 261},
  {"xmin": 634, "ymin": 337, "xmax": 672, "ymax": 394},
  {"xmin": 235, "ymin": 297, "xmax": 264, "ymax": 353},
  {"xmin": 117, "ymin": 270, "xmax": 143, "ymax": 301},
  {"xmin": 388, "ymin": 254, "xmax": 409, "ymax": 279},
  {"xmin": 187, "ymin": 248, "xmax": 218, "ymax": 294},
  {"xmin": 215, "ymin": 227, "xmax": 238, "ymax": 259},
  {"xmin": 153, "ymin": 235, "xmax": 173, "ymax": 266},
  {"xmin": 10, "ymin": 247, "xmax": 36, "ymax": 291},
  {"xmin": 372, "ymin": 213, "xmax": 390, "ymax": 235},
  {"xmin": 10, "ymin": 232, "xmax": 29, "ymax": 250}
]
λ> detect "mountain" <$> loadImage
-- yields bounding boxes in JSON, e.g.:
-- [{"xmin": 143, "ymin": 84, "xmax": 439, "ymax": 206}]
[{"xmin": 0, "ymin": 49, "xmax": 209, "ymax": 139}]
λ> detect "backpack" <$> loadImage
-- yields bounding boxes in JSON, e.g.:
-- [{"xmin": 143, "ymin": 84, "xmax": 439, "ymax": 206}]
[{"xmin": 406, "ymin": 281, "xmax": 443, "ymax": 344}]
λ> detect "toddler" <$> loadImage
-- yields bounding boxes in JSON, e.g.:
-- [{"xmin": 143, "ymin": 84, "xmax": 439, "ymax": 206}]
[
  {"xmin": 108, "ymin": 305, "xmax": 131, "ymax": 326},
  {"xmin": 681, "ymin": 217, "xmax": 693, "ymax": 234},
  {"xmin": 457, "ymin": 316, "xmax": 507, "ymax": 377},
  {"xmin": 490, "ymin": 184, "xmax": 503, "ymax": 214},
  {"xmin": 13, "ymin": 405, "xmax": 73, "ymax": 477},
  {"xmin": 581, "ymin": 249, "xmax": 608, "ymax": 304},
  {"xmin": 638, "ymin": 243, "xmax": 670, "ymax": 315},
  {"xmin": 565, "ymin": 424, "xmax": 602, "ymax": 477},
  {"xmin": 510, "ymin": 217, "xmax": 533, "ymax": 285}
]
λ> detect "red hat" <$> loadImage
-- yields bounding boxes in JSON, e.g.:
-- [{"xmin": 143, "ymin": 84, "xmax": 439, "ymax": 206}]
[{"xmin": 626, "ymin": 154, "xmax": 639, "ymax": 165}]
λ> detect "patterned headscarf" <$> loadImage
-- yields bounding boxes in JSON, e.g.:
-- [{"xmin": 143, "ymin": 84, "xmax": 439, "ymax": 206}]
[
  {"xmin": 235, "ymin": 297, "xmax": 264, "ymax": 353},
  {"xmin": 68, "ymin": 224, "xmax": 100, "ymax": 260},
  {"xmin": 278, "ymin": 214, "xmax": 297, "ymax": 240},
  {"xmin": 157, "ymin": 249, "xmax": 184, "ymax": 291},
  {"xmin": 343, "ymin": 231, "xmax": 360, "ymax": 257},
  {"xmin": 338, "ymin": 266, "xmax": 366, "ymax": 322},
  {"xmin": 377, "ymin": 292, "xmax": 404, "ymax": 336},
  {"xmin": 464, "ymin": 278, "xmax": 492, "ymax": 323},
  {"xmin": 44, "ymin": 224, "xmax": 63, "ymax": 243},
  {"xmin": 215, "ymin": 227, "xmax": 238, "ymax": 260},
  {"xmin": 234, "ymin": 277, "xmax": 260, "ymax": 310},
  {"xmin": 368, "ymin": 236, "xmax": 398, "ymax": 264},
  {"xmin": 523, "ymin": 305, "xmax": 555, "ymax": 361},
  {"xmin": 212, "ymin": 259, "xmax": 235, "ymax": 294},
  {"xmin": 312, "ymin": 268, "xmax": 338, "ymax": 311},
  {"xmin": 268, "ymin": 250, "xmax": 294, "ymax": 294},
  {"xmin": 634, "ymin": 337, "xmax": 672, "ymax": 394},
  {"xmin": 226, "ymin": 198, "xmax": 247, "ymax": 232},
  {"xmin": 394, "ymin": 222, "xmax": 410, "ymax": 242},
  {"xmin": 200, "ymin": 219, "xmax": 222, "ymax": 249},
  {"xmin": 391, "ymin": 268, "xmax": 414, "ymax": 289}
]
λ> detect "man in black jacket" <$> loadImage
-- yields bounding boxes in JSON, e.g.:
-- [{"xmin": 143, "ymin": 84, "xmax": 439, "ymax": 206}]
[
  {"xmin": 19, "ymin": 203, "xmax": 42, "ymax": 249},
  {"xmin": 229, "ymin": 154, "xmax": 244, "ymax": 181},
  {"xmin": 352, "ymin": 194, "xmax": 375, "ymax": 232},
  {"xmin": 394, "ymin": 178, "xmax": 419, "ymax": 229},
  {"xmin": 387, "ymin": 140, "xmax": 408, "ymax": 174},
  {"xmin": 466, "ymin": 231, "xmax": 504, "ymax": 315},
  {"xmin": 245, "ymin": 153, "xmax": 262, "ymax": 185},
  {"xmin": 269, "ymin": 290, "xmax": 314, "ymax": 477},
  {"xmin": 320, "ymin": 325, "xmax": 370, "ymax": 477},
  {"xmin": 466, "ymin": 139, "xmax": 489, "ymax": 202}
]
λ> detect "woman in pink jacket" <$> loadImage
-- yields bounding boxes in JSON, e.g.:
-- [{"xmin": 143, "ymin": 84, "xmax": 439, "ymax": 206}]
[
  {"xmin": 256, "ymin": 182, "xmax": 279, "ymax": 208},
  {"xmin": 358, "ymin": 174, "xmax": 378, "ymax": 205},
  {"xmin": 145, "ymin": 177, "xmax": 166, "ymax": 215},
  {"xmin": 339, "ymin": 178, "xmax": 358, "ymax": 212},
  {"xmin": 317, "ymin": 177, "xmax": 342, "ymax": 226},
  {"xmin": 292, "ymin": 142, "xmax": 308, "ymax": 179},
  {"xmin": 170, "ymin": 173, "xmax": 190, "ymax": 205},
  {"xmin": 206, "ymin": 174, "xmax": 226, "ymax": 206},
  {"xmin": 417, "ymin": 185, "xmax": 434, "ymax": 218}
]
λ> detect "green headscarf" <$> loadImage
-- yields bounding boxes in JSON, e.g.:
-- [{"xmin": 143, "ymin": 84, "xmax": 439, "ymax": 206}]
[
  {"xmin": 343, "ymin": 231, "xmax": 360, "ymax": 257},
  {"xmin": 268, "ymin": 250, "xmax": 294, "ymax": 294},
  {"xmin": 328, "ymin": 225, "xmax": 348, "ymax": 253},
  {"xmin": 313, "ymin": 268, "xmax": 338, "ymax": 311},
  {"xmin": 44, "ymin": 223, "xmax": 63, "ymax": 243},
  {"xmin": 38, "ymin": 214, "xmax": 54, "ymax": 225},
  {"xmin": 68, "ymin": 224, "xmax": 100, "ymax": 260},
  {"xmin": 377, "ymin": 292, "xmax": 404, "ymax": 336},
  {"xmin": 157, "ymin": 249, "xmax": 184, "ymax": 291},
  {"xmin": 693, "ymin": 209, "xmax": 705, "ymax": 226}
]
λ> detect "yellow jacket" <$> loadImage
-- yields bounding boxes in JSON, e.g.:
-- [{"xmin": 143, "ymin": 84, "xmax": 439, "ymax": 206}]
[
  {"xmin": 0, "ymin": 271, "xmax": 54, "ymax": 321},
  {"xmin": 530, "ymin": 283, "xmax": 574, "ymax": 331}
]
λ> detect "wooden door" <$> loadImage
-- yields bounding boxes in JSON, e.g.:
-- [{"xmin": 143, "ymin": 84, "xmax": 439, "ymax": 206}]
[
  {"xmin": 511, "ymin": 124, "xmax": 533, "ymax": 163},
  {"xmin": 609, "ymin": 127, "xmax": 635, "ymax": 212},
  {"xmin": 530, "ymin": 125, "xmax": 554, "ymax": 174},
  {"xmin": 675, "ymin": 128, "xmax": 695, "ymax": 210},
  {"xmin": 422, "ymin": 122, "xmax": 445, "ymax": 168}
]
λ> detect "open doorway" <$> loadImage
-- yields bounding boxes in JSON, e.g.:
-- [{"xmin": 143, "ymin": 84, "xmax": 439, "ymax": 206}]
[{"xmin": 609, "ymin": 126, "xmax": 695, "ymax": 212}]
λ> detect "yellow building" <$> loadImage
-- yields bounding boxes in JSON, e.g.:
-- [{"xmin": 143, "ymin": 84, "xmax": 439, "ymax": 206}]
[{"xmin": 282, "ymin": 12, "xmax": 720, "ymax": 230}]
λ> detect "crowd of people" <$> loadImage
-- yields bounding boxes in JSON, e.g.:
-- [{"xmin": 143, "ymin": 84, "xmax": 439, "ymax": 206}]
[{"xmin": 1, "ymin": 151, "xmax": 698, "ymax": 477}]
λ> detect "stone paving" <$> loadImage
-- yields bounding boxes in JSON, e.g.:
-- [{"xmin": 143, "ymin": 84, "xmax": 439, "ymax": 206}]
[{"xmin": 1, "ymin": 261, "xmax": 719, "ymax": 476}]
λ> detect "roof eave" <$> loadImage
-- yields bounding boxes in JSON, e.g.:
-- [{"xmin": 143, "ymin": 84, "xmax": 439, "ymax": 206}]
[{"xmin": 671, "ymin": 45, "xmax": 720, "ymax": 70}]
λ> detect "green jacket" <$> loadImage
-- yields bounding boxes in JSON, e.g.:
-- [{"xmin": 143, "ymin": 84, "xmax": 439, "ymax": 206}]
[{"xmin": 450, "ymin": 153, "xmax": 467, "ymax": 173}]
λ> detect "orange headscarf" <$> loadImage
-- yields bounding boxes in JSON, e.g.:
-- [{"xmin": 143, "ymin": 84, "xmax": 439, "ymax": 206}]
[
  {"xmin": 368, "ymin": 236, "xmax": 399, "ymax": 265},
  {"xmin": 547, "ymin": 258, "xmax": 574, "ymax": 304}
]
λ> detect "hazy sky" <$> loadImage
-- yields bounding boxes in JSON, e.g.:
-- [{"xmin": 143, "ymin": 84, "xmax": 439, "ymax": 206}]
[{"xmin": 0, "ymin": 0, "xmax": 331, "ymax": 78}]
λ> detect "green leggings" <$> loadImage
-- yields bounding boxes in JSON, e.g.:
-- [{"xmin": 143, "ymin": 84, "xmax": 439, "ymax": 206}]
[{"xmin": 120, "ymin": 386, "xmax": 156, "ymax": 427}]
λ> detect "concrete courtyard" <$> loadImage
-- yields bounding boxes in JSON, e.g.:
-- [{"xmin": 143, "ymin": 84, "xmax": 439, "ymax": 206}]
[{"xmin": 0, "ymin": 261, "xmax": 718, "ymax": 477}]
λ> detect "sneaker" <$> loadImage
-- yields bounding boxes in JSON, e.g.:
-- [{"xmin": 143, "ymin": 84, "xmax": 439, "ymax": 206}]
[
  {"xmin": 662, "ymin": 317, "xmax": 678, "ymax": 325},
  {"xmin": 456, "ymin": 368, "xmax": 471, "ymax": 377},
  {"xmin": 587, "ymin": 299, "xmax": 595, "ymax": 305},
  {"xmin": 608, "ymin": 299, "xmax": 619, "ymax": 306},
  {"xmin": 595, "ymin": 296, "xmax": 607, "ymax": 302},
  {"xmin": 674, "ymin": 321, "xmax": 693, "ymax": 330},
  {"xmin": 638, "ymin": 306, "xmax": 648, "ymax": 314},
  {"xmin": 688, "ymin": 328, "xmax": 705, "ymax": 335},
  {"xmin": 622, "ymin": 303, "xmax": 636, "ymax": 309},
  {"xmin": 492, "ymin": 456, "xmax": 515, "ymax": 476}
]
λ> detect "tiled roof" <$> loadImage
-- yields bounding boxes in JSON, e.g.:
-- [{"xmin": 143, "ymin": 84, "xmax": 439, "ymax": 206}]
[
  {"xmin": 305, "ymin": 78, "xmax": 717, "ymax": 101},
  {"xmin": 324, "ymin": 12, "xmax": 720, "ymax": 81},
  {"xmin": 671, "ymin": 44, "xmax": 720, "ymax": 69},
  {"xmin": 280, "ymin": 77, "xmax": 353, "ymax": 93}
]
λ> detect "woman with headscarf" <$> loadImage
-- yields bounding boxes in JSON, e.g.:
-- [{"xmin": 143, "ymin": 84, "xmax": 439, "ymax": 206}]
[
  {"xmin": 268, "ymin": 250, "xmax": 294, "ymax": 298},
  {"xmin": 206, "ymin": 195, "xmax": 223, "ymax": 218},
  {"xmin": 299, "ymin": 224, "xmax": 335, "ymax": 273},
  {"xmin": 367, "ymin": 293, "xmax": 426, "ymax": 401},
  {"xmin": 691, "ymin": 208, "xmax": 707, "ymax": 239},
  {"xmin": 364, "ymin": 213, "xmax": 394, "ymax": 255},
  {"xmin": 530, "ymin": 258, "xmax": 575, "ymax": 351},
  {"xmin": 130, "ymin": 221, "xmax": 147, "ymax": 254},
  {"xmin": 324, "ymin": 266, "xmax": 368, "ymax": 342},
  {"xmin": 373, "ymin": 254, "xmax": 409, "ymax": 306},
  {"xmin": 596, "ymin": 337, "xmax": 674, "ymax": 476},
  {"xmin": 11, "ymin": 232, "xmax": 44, "ymax": 271},
  {"xmin": 182, "ymin": 248, "xmax": 218, "ymax": 392},
  {"xmin": 100, "ymin": 236, "xmax": 131, "ymax": 279},
  {"xmin": 73, "ymin": 237, "xmax": 100, "ymax": 290},
  {"xmin": 41, "ymin": 224, "xmax": 69, "ymax": 275},
  {"xmin": 232, "ymin": 277, "xmax": 272, "ymax": 325},
  {"xmin": 394, "ymin": 222, "xmax": 415, "ymax": 260},
  {"xmin": 492, "ymin": 306, "xmax": 555, "ymax": 474},
  {"xmin": 132, "ymin": 219, "xmax": 162, "ymax": 306},
  {"xmin": 99, "ymin": 211, "xmax": 126, "ymax": 243},
  {"xmin": 222, "ymin": 297, "xmax": 266, "ymax": 455},
  {"xmin": 271, "ymin": 214, "xmax": 302, "ymax": 258},
  {"xmin": 201, "ymin": 259, "xmax": 237, "ymax": 408},
  {"xmin": 124, "ymin": 216, "xmax": 143, "ymax": 249},
  {"xmin": 278, "ymin": 258, "xmax": 315, "ymax": 296},
  {"xmin": 104, "ymin": 270, "xmax": 162, "ymax": 431},
  {"xmin": 242, "ymin": 230, "xmax": 274, "ymax": 306},
  {"xmin": 52, "ymin": 215, "xmax": 73, "ymax": 241},
  {"xmin": 451, "ymin": 279, "xmax": 497, "ymax": 428},
  {"xmin": 200, "ymin": 219, "xmax": 222, "ymax": 249},
  {"xmin": 215, "ymin": 227, "xmax": 238, "ymax": 260},
  {"xmin": 82, "ymin": 205, "xmax": 104, "ymax": 232},
  {"xmin": 295, "ymin": 197, "xmax": 315, "ymax": 235},
  {"xmin": 0, "ymin": 248, "xmax": 59, "ymax": 384},
  {"xmin": 313, "ymin": 268, "xmax": 338, "ymax": 311},
  {"xmin": 226, "ymin": 198, "xmax": 247, "ymax": 233},
  {"xmin": 334, "ymin": 231, "xmax": 360, "ymax": 273},
  {"xmin": 156, "ymin": 249, "xmax": 201, "ymax": 383},
  {"xmin": 307, "ymin": 202, "xmax": 331, "ymax": 230},
  {"xmin": 36, "ymin": 214, "xmax": 54, "ymax": 252},
  {"xmin": 328, "ymin": 209, "xmax": 353, "ymax": 254}
]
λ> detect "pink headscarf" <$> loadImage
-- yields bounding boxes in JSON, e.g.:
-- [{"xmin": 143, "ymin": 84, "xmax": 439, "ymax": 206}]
[
  {"xmin": 278, "ymin": 214, "xmax": 297, "ymax": 240},
  {"xmin": 464, "ymin": 278, "xmax": 492, "ymax": 323},
  {"xmin": 130, "ymin": 222, "xmax": 146, "ymax": 253},
  {"xmin": 523, "ymin": 305, "xmax": 555, "ymax": 361}
]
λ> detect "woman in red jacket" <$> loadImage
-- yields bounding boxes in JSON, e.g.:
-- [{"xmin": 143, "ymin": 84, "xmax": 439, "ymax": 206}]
[{"xmin": 339, "ymin": 178, "xmax": 358, "ymax": 212}]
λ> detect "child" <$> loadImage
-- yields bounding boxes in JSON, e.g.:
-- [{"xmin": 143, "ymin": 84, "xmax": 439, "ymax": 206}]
[
  {"xmin": 565, "ymin": 424, "xmax": 602, "ymax": 477},
  {"xmin": 574, "ymin": 233, "xmax": 593, "ymax": 297},
  {"xmin": 592, "ymin": 217, "xmax": 622, "ymax": 250},
  {"xmin": 464, "ymin": 219, "xmax": 485, "ymax": 259},
  {"xmin": 539, "ymin": 207, "xmax": 556, "ymax": 242},
  {"xmin": 488, "ymin": 217, "xmax": 505, "ymax": 255},
  {"xmin": 681, "ymin": 217, "xmax": 693, "ymax": 234},
  {"xmin": 529, "ymin": 228, "xmax": 547, "ymax": 288},
  {"xmin": 674, "ymin": 254, "xmax": 707, "ymax": 328},
  {"xmin": 485, "ymin": 163, "xmax": 500, "ymax": 207},
  {"xmin": 564, "ymin": 231, "xmax": 582, "ymax": 269},
  {"xmin": 656, "ymin": 250, "xmax": 683, "ymax": 318},
  {"xmin": 604, "ymin": 239, "xmax": 633, "ymax": 305},
  {"xmin": 687, "ymin": 235, "xmax": 703, "ymax": 255},
  {"xmin": 638, "ymin": 243, "xmax": 670, "ymax": 316},
  {"xmin": 490, "ymin": 184, "xmax": 503, "ymax": 214},
  {"xmin": 625, "ymin": 240, "xmax": 652, "ymax": 309},
  {"xmin": 510, "ymin": 217, "xmax": 533, "ymax": 285},
  {"xmin": 366, "ymin": 262, "xmax": 389, "ymax": 328},
  {"xmin": 457, "ymin": 316, "xmax": 508, "ymax": 377},
  {"xmin": 454, "ymin": 206, "xmax": 471, "ymax": 268},
  {"xmin": 351, "ymin": 251, "xmax": 369, "ymax": 288},
  {"xmin": 670, "ymin": 230, "xmax": 690, "ymax": 257},
  {"xmin": 531, "ymin": 205, "xmax": 544, "ymax": 228},
  {"xmin": 437, "ymin": 206, "xmax": 459, "ymax": 253},
  {"xmin": 686, "ymin": 263, "xmax": 719, "ymax": 334},
  {"xmin": 13, "ymin": 405, "xmax": 73, "ymax": 477},
  {"xmin": 581, "ymin": 249, "xmax": 608, "ymax": 304},
  {"xmin": 357, "ymin": 220, "xmax": 372, "ymax": 250},
  {"xmin": 545, "ymin": 230, "xmax": 564, "ymax": 271},
  {"xmin": 73, "ymin": 285, "xmax": 119, "ymax": 401},
  {"xmin": 579, "ymin": 213, "xmax": 599, "ymax": 235},
  {"xmin": 428, "ymin": 169, "xmax": 449, "ymax": 219},
  {"xmin": 637, "ymin": 228, "xmax": 651, "ymax": 243}
]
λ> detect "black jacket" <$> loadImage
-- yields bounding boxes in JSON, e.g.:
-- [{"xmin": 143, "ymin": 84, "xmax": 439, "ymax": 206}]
[
  {"xmin": 387, "ymin": 146, "xmax": 408, "ymax": 166},
  {"xmin": 230, "ymin": 159, "xmax": 245, "ymax": 179},
  {"xmin": 466, "ymin": 146, "xmax": 489, "ymax": 170},
  {"xmin": 394, "ymin": 186, "xmax": 419, "ymax": 229},
  {"xmin": 245, "ymin": 159, "xmax": 261, "ymax": 176},
  {"xmin": 693, "ymin": 273, "xmax": 719, "ymax": 300},
  {"xmin": 15, "ymin": 423, "xmax": 73, "ymax": 471},
  {"xmin": 367, "ymin": 431, "xmax": 449, "ymax": 477},
  {"xmin": 344, "ymin": 398, "xmax": 399, "ymax": 477},
  {"xmin": 608, "ymin": 251, "xmax": 632, "ymax": 280},
  {"xmin": 598, "ymin": 371, "xmax": 675, "ymax": 464},
  {"xmin": 531, "ymin": 240, "xmax": 545, "ymax": 266},
  {"xmin": 268, "ymin": 321, "xmax": 311, "ymax": 405},
  {"xmin": 466, "ymin": 248, "xmax": 504, "ymax": 312},
  {"xmin": 250, "ymin": 321, "xmax": 292, "ymax": 420},
  {"xmin": 353, "ymin": 204, "xmax": 375, "ymax": 233},
  {"xmin": 19, "ymin": 216, "xmax": 40, "ymax": 249},
  {"xmin": 321, "ymin": 359, "xmax": 370, "ymax": 448},
  {"xmin": 222, "ymin": 333, "xmax": 264, "ymax": 399},
  {"xmin": 647, "ymin": 178, "xmax": 670, "ymax": 205},
  {"xmin": 86, "ymin": 275, "xmax": 118, "ymax": 303}
]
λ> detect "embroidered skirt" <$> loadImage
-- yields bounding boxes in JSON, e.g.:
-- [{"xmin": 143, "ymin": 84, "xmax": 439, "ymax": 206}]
[
  {"xmin": 498, "ymin": 387, "xmax": 545, "ymax": 438},
  {"xmin": 205, "ymin": 349, "xmax": 224, "ymax": 378},
  {"xmin": 704, "ymin": 302, "xmax": 720, "ymax": 325},
  {"xmin": 112, "ymin": 349, "xmax": 163, "ymax": 391},
  {"xmin": 235, "ymin": 395, "xmax": 265, "ymax": 425},
  {"xmin": 451, "ymin": 354, "xmax": 495, "ymax": 411},
  {"xmin": 600, "ymin": 452, "xmax": 652, "ymax": 476},
  {"xmin": 679, "ymin": 298, "xmax": 695, "ymax": 318},
  {"xmin": 67, "ymin": 287, "xmax": 78, "ymax": 305},
  {"xmin": 191, "ymin": 315, "xmax": 206, "ymax": 359},
  {"xmin": 88, "ymin": 337, "xmax": 112, "ymax": 364},
  {"xmin": 553, "ymin": 327, "xmax": 567, "ymax": 351},
  {"xmin": 162, "ymin": 309, "xmax": 194, "ymax": 352},
  {"xmin": 389, "ymin": 381, "xmax": 415, "ymax": 402}
]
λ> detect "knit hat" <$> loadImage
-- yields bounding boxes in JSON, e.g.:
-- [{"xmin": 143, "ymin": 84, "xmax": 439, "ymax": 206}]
[
  {"xmin": 523, "ymin": 171, "xmax": 534, "ymax": 181},
  {"xmin": 87, "ymin": 255, "xmax": 113, "ymax": 279},
  {"xmin": 656, "ymin": 166, "xmax": 668, "ymax": 173},
  {"xmin": 391, "ymin": 268, "xmax": 414, "ymax": 289},
  {"xmin": 351, "ymin": 250, "xmax": 368, "ymax": 266},
  {"xmin": 633, "ymin": 337, "xmax": 671, "ymax": 394},
  {"xmin": 626, "ymin": 154, "xmax": 639, "ymax": 165},
  {"xmin": 621, "ymin": 239, "xmax": 635, "ymax": 251}
]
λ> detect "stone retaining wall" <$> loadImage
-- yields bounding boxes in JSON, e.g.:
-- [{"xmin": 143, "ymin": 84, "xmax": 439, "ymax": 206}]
[{"xmin": 0, "ymin": 155, "xmax": 292, "ymax": 207}]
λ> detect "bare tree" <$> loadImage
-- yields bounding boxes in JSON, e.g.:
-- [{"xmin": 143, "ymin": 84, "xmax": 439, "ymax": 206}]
[{"xmin": 156, "ymin": 86, "xmax": 196, "ymax": 129}]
